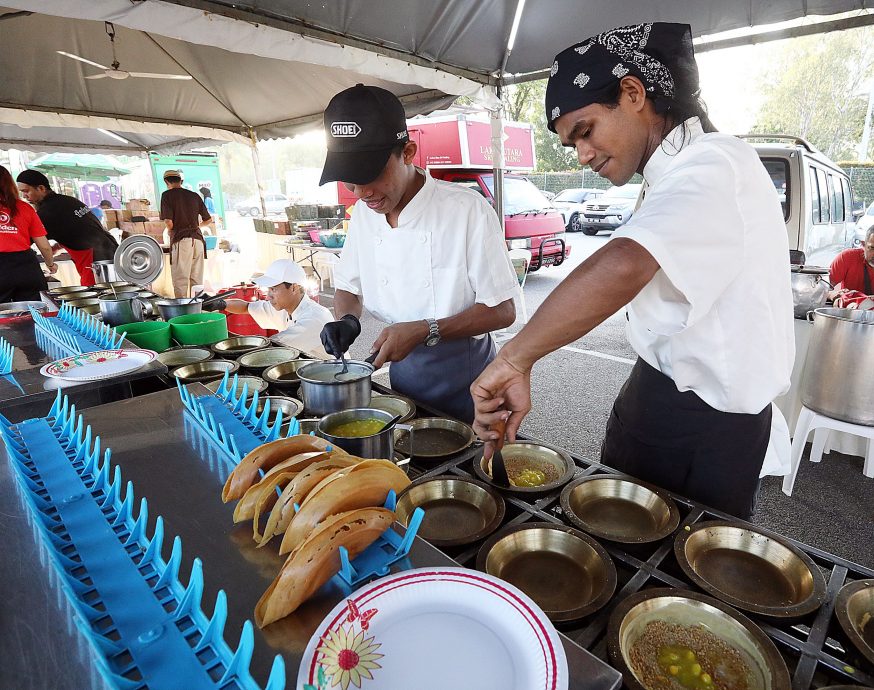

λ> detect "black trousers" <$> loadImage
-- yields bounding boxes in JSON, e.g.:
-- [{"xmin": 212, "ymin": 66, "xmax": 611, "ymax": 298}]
[
  {"xmin": 601, "ymin": 358, "xmax": 771, "ymax": 520},
  {"xmin": 0, "ymin": 249, "xmax": 47, "ymax": 303}
]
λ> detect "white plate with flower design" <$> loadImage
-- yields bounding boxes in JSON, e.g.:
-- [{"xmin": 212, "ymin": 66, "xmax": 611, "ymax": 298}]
[
  {"xmin": 39, "ymin": 349, "xmax": 156, "ymax": 382},
  {"xmin": 298, "ymin": 567, "xmax": 568, "ymax": 690}
]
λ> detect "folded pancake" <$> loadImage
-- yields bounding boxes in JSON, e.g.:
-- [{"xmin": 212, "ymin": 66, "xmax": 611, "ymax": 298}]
[
  {"xmin": 222, "ymin": 435, "xmax": 341, "ymax": 502},
  {"xmin": 255, "ymin": 507, "xmax": 394, "ymax": 627},
  {"xmin": 258, "ymin": 455, "xmax": 361, "ymax": 546},
  {"xmin": 279, "ymin": 459, "xmax": 410, "ymax": 555}
]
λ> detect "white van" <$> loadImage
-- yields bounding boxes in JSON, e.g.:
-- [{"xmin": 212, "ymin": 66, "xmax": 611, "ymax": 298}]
[{"xmin": 742, "ymin": 135, "xmax": 860, "ymax": 266}]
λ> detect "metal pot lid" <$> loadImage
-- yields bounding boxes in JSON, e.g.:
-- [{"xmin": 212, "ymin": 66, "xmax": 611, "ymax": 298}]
[
  {"xmin": 791, "ymin": 265, "xmax": 829, "ymax": 274},
  {"xmin": 114, "ymin": 235, "xmax": 164, "ymax": 285}
]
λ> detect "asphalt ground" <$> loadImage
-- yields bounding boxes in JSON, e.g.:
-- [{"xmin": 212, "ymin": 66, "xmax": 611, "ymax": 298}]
[{"xmin": 323, "ymin": 230, "xmax": 873, "ymax": 571}]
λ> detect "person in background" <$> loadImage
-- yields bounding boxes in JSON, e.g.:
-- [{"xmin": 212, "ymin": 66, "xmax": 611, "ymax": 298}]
[
  {"xmin": 829, "ymin": 227, "xmax": 874, "ymax": 296},
  {"xmin": 16, "ymin": 170, "xmax": 118, "ymax": 287},
  {"xmin": 0, "ymin": 165, "xmax": 57, "ymax": 301},
  {"xmin": 91, "ymin": 199, "xmax": 113, "ymax": 226},
  {"xmin": 470, "ymin": 22, "xmax": 794, "ymax": 519},
  {"xmin": 317, "ymin": 84, "xmax": 518, "ymax": 423},
  {"xmin": 204, "ymin": 259, "xmax": 332, "ymax": 358},
  {"xmin": 199, "ymin": 187, "xmax": 216, "ymax": 216},
  {"xmin": 160, "ymin": 169, "xmax": 211, "ymax": 297}
]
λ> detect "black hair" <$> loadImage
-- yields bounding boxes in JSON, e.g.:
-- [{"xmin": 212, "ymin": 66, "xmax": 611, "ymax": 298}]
[
  {"xmin": 164, "ymin": 175, "xmax": 182, "ymax": 184},
  {"xmin": 99, "ymin": 199, "xmax": 113, "ymax": 208},
  {"xmin": 599, "ymin": 78, "xmax": 717, "ymax": 136},
  {"xmin": 199, "ymin": 187, "xmax": 212, "ymax": 198}
]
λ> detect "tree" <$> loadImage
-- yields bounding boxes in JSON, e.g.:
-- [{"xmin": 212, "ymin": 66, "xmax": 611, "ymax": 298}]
[{"xmin": 752, "ymin": 28, "xmax": 874, "ymax": 161}]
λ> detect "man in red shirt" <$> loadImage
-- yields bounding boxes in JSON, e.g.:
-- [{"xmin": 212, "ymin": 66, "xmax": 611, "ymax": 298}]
[{"xmin": 830, "ymin": 227, "xmax": 874, "ymax": 295}]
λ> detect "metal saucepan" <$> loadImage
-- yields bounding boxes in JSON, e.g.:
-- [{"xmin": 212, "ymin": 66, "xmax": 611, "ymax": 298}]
[
  {"xmin": 155, "ymin": 289, "xmax": 237, "ymax": 320},
  {"xmin": 394, "ymin": 417, "xmax": 475, "ymax": 460},
  {"xmin": 790, "ymin": 264, "xmax": 831, "ymax": 319},
  {"xmin": 171, "ymin": 359, "xmax": 240, "ymax": 383},
  {"xmin": 91, "ymin": 259, "xmax": 118, "ymax": 283},
  {"xmin": 477, "ymin": 522, "xmax": 616, "ymax": 622},
  {"xmin": 560, "ymin": 475, "xmax": 680, "ymax": 543},
  {"xmin": 211, "ymin": 335, "xmax": 271, "ymax": 358},
  {"xmin": 297, "ymin": 360, "xmax": 374, "ymax": 416},
  {"xmin": 317, "ymin": 407, "xmax": 412, "ymax": 460},
  {"xmin": 835, "ymin": 578, "xmax": 874, "ymax": 666},
  {"xmin": 396, "ymin": 476, "xmax": 505, "ymax": 548},
  {"xmin": 675, "ymin": 520, "xmax": 826, "ymax": 618},
  {"xmin": 99, "ymin": 294, "xmax": 152, "ymax": 327},
  {"xmin": 473, "ymin": 441, "xmax": 575, "ymax": 495},
  {"xmin": 608, "ymin": 588, "xmax": 791, "ymax": 690}
]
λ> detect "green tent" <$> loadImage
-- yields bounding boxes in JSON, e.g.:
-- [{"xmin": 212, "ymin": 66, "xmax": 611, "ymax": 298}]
[{"xmin": 31, "ymin": 153, "xmax": 133, "ymax": 181}]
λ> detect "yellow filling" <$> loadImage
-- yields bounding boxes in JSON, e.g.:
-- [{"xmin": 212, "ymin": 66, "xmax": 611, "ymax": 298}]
[
  {"xmin": 657, "ymin": 646, "xmax": 714, "ymax": 689},
  {"xmin": 512, "ymin": 468, "xmax": 547, "ymax": 487},
  {"xmin": 328, "ymin": 419, "xmax": 385, "ymax": 437}
]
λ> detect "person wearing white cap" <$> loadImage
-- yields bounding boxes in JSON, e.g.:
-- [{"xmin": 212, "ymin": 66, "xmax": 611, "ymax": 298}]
[{"xmin": 206, "ymin": 259, "xmax": 333, "ymax": 358}]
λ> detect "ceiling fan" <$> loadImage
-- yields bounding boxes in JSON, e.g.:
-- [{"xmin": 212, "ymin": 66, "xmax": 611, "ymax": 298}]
[{"xmin": 57, "ymin": 21, "xmax": 192, "ymax": 81}]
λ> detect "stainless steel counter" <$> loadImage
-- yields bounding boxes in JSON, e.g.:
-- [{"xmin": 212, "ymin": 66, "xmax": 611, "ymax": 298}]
[{"xmin": 0, "ymin": 386, "xmax": 621, "ymax": 690}]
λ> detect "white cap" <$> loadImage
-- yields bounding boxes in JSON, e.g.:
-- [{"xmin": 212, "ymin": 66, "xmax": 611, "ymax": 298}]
[{"xmin": 252, "ymin": 259, "xmax": 307, "ymax": 287}]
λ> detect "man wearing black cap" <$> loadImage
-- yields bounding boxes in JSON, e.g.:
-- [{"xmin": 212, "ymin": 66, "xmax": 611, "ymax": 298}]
[
  {"xmin": 17, "ymin": 169, "xmax": 119, "ymax": 286},
  {"xmin": 470, "ymin": 23, "xmax": 794, "ymax": 519},
  {"xmin": 318, "ymin": 84, "xmax": 519, "ymax": 423},
  {"xmin": 160, "ymin": 169, "xmax": 211, "ymax": 298}
]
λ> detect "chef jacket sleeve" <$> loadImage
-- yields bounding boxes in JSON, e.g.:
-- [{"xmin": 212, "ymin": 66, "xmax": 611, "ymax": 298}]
[
  {"xmin": 247, "ymin": 301, "xmax": 288, "ymax": 331},
  {"xmin": 465, "ymin": 198, "xmax": 520, "ymax": 308},
  {"xmin": 332, "ymin": 209, "xmax": 363, "ymax": 296},
  {"xmin": 612, "ymin": 145, "xmax": 745, "ymax": 332}
]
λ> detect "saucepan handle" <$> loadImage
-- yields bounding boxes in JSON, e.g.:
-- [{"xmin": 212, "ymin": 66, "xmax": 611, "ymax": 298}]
[{"xmin": 394, "ymin": 423, "xmax": 413, "ymax": 469}]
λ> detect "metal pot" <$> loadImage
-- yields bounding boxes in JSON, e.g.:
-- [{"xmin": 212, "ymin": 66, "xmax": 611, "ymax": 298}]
[
  {"xmin": 98, "ymin": 295, "xmax": 152, "ymax": 327},
  {"xmin": 91, "ymin": 259, "xmax": 118, "ymax": 283},
  {"xmin": 297, "ymin": 360, "xmax": 373, "ymax": 416},
  {"xmin": 790, "ymin": 265, "xmax": 830, "ymax": 319},
  {"xmin": 801, "ymin": 308, "xmax": 874, "ymax": 425},
  {"xmin": 154, "ymin": 298, "xmax": 203, "ymax": 320},
  {"xmin": 317, "ymin": 407, "xmax": 412, "ymax": 459}
]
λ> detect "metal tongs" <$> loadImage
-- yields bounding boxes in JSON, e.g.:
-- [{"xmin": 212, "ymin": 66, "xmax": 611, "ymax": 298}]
[{"xmin": 490, "ymin": 414, "xmax": 511, "ymax": 488}]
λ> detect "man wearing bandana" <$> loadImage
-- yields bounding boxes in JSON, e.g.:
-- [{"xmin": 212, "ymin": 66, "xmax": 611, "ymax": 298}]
[{"xmin": 471, "ymin": 23, "xmax": 794, "ymax": 519}]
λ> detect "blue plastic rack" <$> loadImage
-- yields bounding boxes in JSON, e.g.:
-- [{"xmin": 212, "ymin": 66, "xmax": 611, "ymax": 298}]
[
  {"xmin": 31, "ymin": 303, "xmax": 126, "ymax": 356},
  {"xmin": 0, "ymin": 390, "xmax": 285, "ymax": 690}
]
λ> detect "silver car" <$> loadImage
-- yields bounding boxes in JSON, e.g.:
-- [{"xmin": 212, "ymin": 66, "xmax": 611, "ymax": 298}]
[
  {"xmin": 579, "ymin": 184, "xmax": 643, "ymax": 235},
  {"xmin": 552, "ymin": 187, "xmax": 604, "ymax": 232}
]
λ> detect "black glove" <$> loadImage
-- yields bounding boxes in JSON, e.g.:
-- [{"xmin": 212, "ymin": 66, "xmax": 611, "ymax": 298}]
[
  {"xmin": 320, "ymin": 314, "xmax": 361, "ymax": 357},
  {"xmin": 199, "ymin": 294, "xmax": 227, "ymax": 312}
]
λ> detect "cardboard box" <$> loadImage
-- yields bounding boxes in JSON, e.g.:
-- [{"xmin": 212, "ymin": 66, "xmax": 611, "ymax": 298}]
[
  {"xmin": 125, "ymin": 199, "xmax": 151, "ymax": 212},
  {"xmin": 103, "ymin": 210, "xmax": 120, "ymax": 228}
]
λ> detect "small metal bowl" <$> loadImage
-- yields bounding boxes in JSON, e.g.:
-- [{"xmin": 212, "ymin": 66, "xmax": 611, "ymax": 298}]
[
  {"xmin": 171, "ymin": 359, "xmax": 239, "ymax": 383},
  {"xmin": 396, "ymin": 476, "xmax": 505, "ymax": 548},
  {"xmin": 157, "ymin": 346, "xmax": 214, "ymax": 368},
  {"xmin": 211, "ymin": 336, "xmax": 271, "ymax": 358},
  {"xmin": 58, "ymin": 290, "xmax": 99, "ymax": 302},
  {"xmin": 560, "ymin": 475, "xmax": 680, "ymax": 543},
  {"xmin": 48, "ymin": 285, "xmax": 93, "ymax": 297},
  {"xmin": 91, "ymin": 281, "xmax": 135, "ymax": 291},
  {"xmin": 238, "ymin": 346, "xmax": 302, "ymax": 373},
  {"xmin": 477, "ymin": 522, "xmax": 616, "ymax": 622},
  {"xmin": 262, "ymin": 359, "xmax": 311, "ymax": 391},
  {"xmin": 607, "ymin": 588, "xmax": 791, "ymax": 690},
  {"xmin": 255, "ymin": 395, "xmax": 304, "ymax": 423},
  {"xmin": 368, "ymin": 393, "xmax": 416, "ymax": 424},
  {"xmin": 297, "ymin": 418, "xmax": 321, "ymax": 435},
  {"xmin": 65, "ymin": 297, "xmax": 101, "ymax": 315},
  {"xmin": 835, "ymin": 578, "xmax": 874, "ymax": 666},
  {"xmin": 394, "ymin": 417, "xmax": 476, "ymax": 459},
  {"xmin": 204, "ymin": 375, "xmax": 268, "ymax": 399},
  {"xmin": 473, "ymin": 441, "xmax": 576, "ymax": 495},
  {"xmin": 675, "ymin": 521, "xmax": 826, "ymax": 618}
]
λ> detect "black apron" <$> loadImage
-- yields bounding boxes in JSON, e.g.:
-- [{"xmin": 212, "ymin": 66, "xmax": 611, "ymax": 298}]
[
  {"xmin": 389, "ymin": 335, "xmax": 496, "ymax": 423},
  {"xmin": 0, "ymin": 250, "xmax": 48, "ymax": 303},
  {"xmin": 601, "ymin": 358, "xmax": 771, "ymax": 520}
]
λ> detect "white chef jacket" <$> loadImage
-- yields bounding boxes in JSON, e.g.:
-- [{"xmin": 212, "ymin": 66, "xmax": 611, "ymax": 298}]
[
  {"xmin": 612, "ymin": 118, "xmax": 795, "ymax": 419},
  {"xmin": 247, "ymin": 295, "xmax": 333, "ymax": 359},
  {"xmin": 333, "ymin": 168, "xmax": 519, "ymax": 326}
]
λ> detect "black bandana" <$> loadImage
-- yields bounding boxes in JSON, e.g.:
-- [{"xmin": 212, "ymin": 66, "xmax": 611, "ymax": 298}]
[{"xmin": 545, "ymin": 23, "xmax": 698, "ymax": 132}]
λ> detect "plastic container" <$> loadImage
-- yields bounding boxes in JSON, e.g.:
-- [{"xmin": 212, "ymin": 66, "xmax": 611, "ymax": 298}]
[
  {"xmin": 319, "ymin": 231, "xmax": 346, "ymax": 248},
  {"xmin": 204, "ymin": 235, "xmax": 219, "ymax": 250},
  {"xmin": 117, "ymin": 321, "xmax": 172, "ymax": 351},
  {"xmin": 168, "ymin": 312, "xmax": 228, "ymax": 346},
  {"xmin": 308, "ymin": 229, "xmax": 322, "ymax": 243}
]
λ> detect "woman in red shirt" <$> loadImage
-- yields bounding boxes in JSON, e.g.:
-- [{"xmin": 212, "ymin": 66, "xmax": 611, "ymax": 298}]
[{"xmin": 0, "ymin": 165, "xmax": 57, "ymax": 302}]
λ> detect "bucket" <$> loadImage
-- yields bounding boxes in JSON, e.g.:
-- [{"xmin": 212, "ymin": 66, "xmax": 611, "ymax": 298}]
[
  {"xmin": 117, "ymin": 321, "xmax": 172, "ymax": 351},
  {"xmin": 204, "ymin": 235, "xmax": 219, "ymax": 250},
  {"xmin": 169, "ymin": 312, "xmax": 228, "ymax": 346}
]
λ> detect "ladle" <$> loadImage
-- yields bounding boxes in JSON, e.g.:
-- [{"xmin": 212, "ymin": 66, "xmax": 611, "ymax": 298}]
[{"xmin": 490, "ymin": 415, "xmax": 510, "ymax": 488}]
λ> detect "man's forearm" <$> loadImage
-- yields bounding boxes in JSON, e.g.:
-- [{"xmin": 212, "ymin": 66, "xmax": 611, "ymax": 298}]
[
  {"xmin": 333, "ymin": 289, "xmax": 363, "ymax": 319},
  {"xmin": 501, "ymin": 238, "xmax": 659, "ymax": 372},
  {"xmin": 223, "ymin": 299, "xmax": 250, "ymax": 315},
  {"xmin": 437, "ymin": 299, "xmax": 515, "ymax": 340}
]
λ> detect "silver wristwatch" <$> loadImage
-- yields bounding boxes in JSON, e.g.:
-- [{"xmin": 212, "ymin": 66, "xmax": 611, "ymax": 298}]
[{"xmin": 424, "ymin": 318, "xmax": 441, "ymax": 347}]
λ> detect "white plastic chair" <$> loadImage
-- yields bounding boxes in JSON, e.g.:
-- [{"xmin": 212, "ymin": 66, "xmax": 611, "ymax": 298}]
[
  {"xmin": 782, "ymin": 405, "xmax": 874, "ymax": 495},
  {"xmin": 507, "ymin": 248, "xmax": 532, "ymax": 324}
]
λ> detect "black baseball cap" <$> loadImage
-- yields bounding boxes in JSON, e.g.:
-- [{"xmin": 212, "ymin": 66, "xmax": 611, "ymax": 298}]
[{"xmin": 319, "ymin": 84, "xmax": 409, "ymax": 186}]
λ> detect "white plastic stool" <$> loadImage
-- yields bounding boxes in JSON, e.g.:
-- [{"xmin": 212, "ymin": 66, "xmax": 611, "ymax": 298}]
[{"xmin": 782, "ymin": 405, "xmax": 874, "ymax": 496}]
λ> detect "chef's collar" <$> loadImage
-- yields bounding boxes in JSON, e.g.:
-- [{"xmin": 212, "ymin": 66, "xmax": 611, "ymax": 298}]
[
  {"xmin": 386, "ymin": 167, "xmax": 435, "ymax": 228},
  {"xmin": 642, "ymin": 117, "xmax": 704, "ymax": 187}
]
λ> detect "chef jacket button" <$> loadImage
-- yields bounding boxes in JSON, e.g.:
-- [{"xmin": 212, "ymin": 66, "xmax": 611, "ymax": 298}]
[
  {"xmin": 376, "ymin": 237, "xmax": 382, "ymax": 245},
  {"xmin": 380, "ymin": 277, "xmax": 388, "ymax": 286},
  {"xmin": 420, "ymin": 235, "xmax": 427, "ymax": 243},
  {"xmin": 423, "ymin": 280, "xmax": 430, "ymax": 287}
]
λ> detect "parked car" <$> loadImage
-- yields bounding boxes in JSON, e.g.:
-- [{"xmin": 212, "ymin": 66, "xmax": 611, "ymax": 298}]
[
  {"xmin": 578, "ymin": 184, "xmax": 643, "ymax": 235},
  {"xmin": 744, "ymin": 134, "xmax": 861, "ymax": 267},
  {"xmin": 552, "ymin": 187, "xmax": 605, "ymax": 232},
  {"xmin": 854, "ymin": 200, "xmax": 874, "ymax": 246},
  {"xmin": 234, "ymin": 193, "xmax": 290, "ymax": 217}
]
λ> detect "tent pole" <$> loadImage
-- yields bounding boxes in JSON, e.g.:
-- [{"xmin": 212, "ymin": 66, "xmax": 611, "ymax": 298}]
[
  {"xmin": 248, "ymin": 129, "xmax": 268, "ymax": 218},
  {"xmin": 490, "ymin": 84, "xmax": 506, "ymax": 234}
]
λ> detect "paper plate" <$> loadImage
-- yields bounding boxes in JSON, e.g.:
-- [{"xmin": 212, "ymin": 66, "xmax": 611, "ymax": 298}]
[
  {"xmin": 39, "ymin": 349, "xmax": 156, "ymax": 381},
  {"xmin": 298, "ymin": 567, "xmax": 568, "ymax": 690}
]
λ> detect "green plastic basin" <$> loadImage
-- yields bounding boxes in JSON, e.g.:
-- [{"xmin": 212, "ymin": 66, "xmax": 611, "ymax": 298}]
[
  {"xmin": 169, "ymin": 312, "xmax": 229, "ymax": 346},
  {"xmin": 117, "ymin": 321, "xmax": 172, "ymax": 352}
]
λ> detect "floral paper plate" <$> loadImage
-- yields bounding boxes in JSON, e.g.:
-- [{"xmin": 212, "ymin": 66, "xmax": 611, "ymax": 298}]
[
  {"xmin": 298, "ymin": 567, "xmax": 568, "ymax": 690},
  {"xmin": 39, "ymin": 349, "xmax": 156, "ymax": 382}
]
